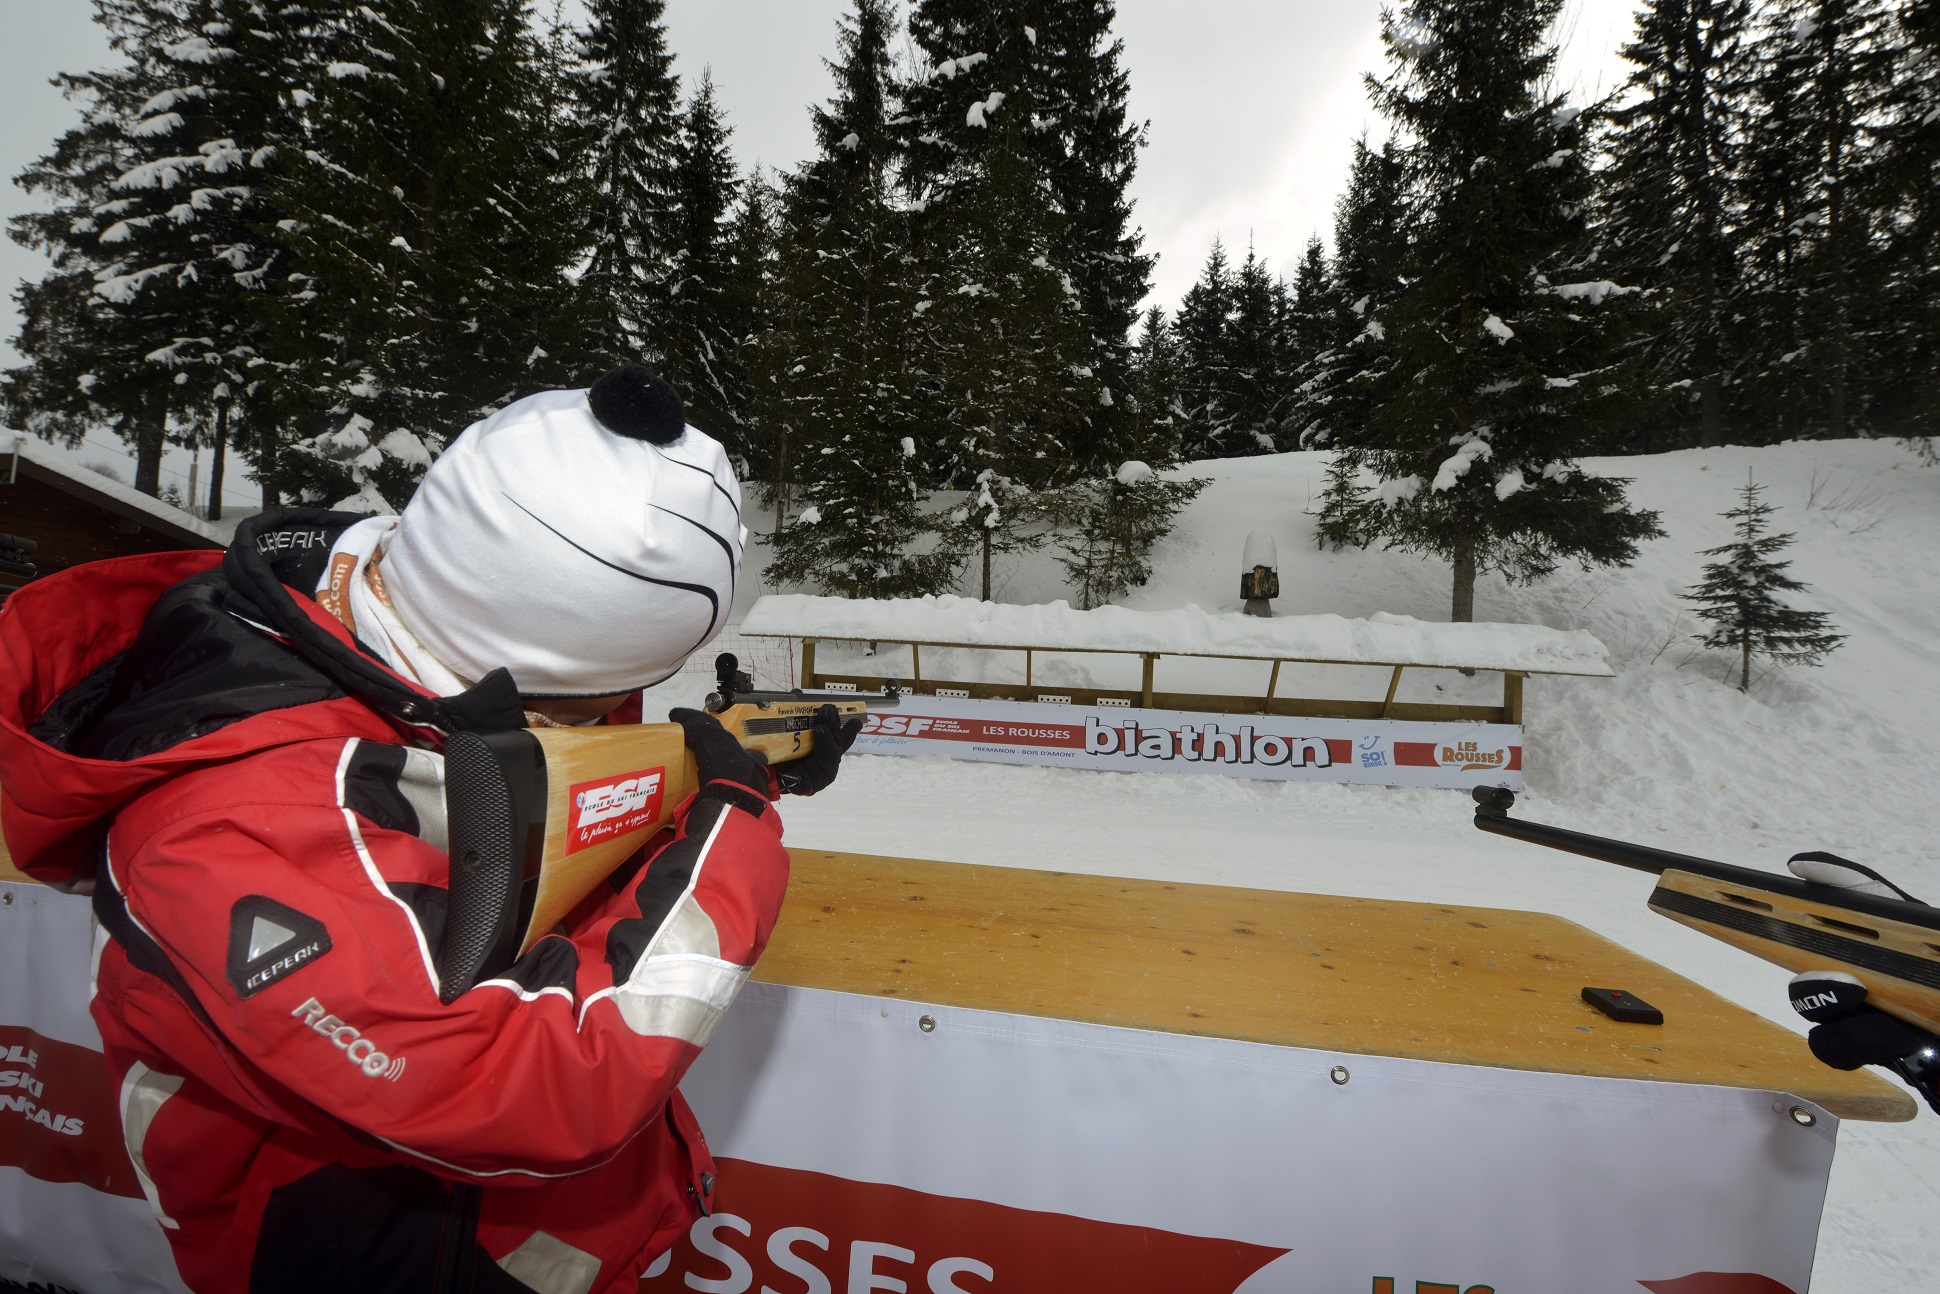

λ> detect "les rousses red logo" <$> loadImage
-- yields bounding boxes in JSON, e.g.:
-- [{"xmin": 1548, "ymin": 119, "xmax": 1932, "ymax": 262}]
[
  {"xmin": 566, "ymin": 767, "xmax": 665, "ymax": 854},
  {"xmin": 639, "ymin": 1158, "xmax": 1287, "ymax": 1294}
]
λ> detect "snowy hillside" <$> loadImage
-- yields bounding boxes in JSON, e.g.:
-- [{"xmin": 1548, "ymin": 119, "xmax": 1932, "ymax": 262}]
[{"xmin": 657, "ymin": 438, "xmax": 1940, "ymax": 1290}]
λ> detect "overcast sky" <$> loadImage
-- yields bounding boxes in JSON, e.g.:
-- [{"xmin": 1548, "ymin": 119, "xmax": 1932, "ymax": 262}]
[{"xmin": 0, "ymin": 1, "xmax": 1637, "ymax": 492}]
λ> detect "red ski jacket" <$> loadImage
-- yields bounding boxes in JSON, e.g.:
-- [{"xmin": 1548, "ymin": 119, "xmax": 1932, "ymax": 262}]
[{"xmin": 0, "ymin": 511, "xmax": 791, "ymax": 1294}]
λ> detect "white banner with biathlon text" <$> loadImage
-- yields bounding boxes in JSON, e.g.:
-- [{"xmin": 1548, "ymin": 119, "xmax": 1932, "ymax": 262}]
[
  {"xmin": 641, "ymin": 981, "xmax": 1831, "ymax": 1294},
  {"xmin": 848, "ymin": 694, "xmax": 1524, "ymax": 792}
]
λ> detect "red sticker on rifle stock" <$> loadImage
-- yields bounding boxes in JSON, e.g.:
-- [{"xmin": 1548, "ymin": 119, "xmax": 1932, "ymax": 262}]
[{"xmin": 566, "ymin": 768, "xmax": 666, "ymax": 854}]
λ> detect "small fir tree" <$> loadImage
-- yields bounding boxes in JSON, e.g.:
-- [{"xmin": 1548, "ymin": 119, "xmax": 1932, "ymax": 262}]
[
  {"xmin": 1041, "ymin": 461, "xmax": 1206, "ymax": 609},
  {"xmin": 1687, "ymin": 473, "xmax": 1844, "ymax": 691}
]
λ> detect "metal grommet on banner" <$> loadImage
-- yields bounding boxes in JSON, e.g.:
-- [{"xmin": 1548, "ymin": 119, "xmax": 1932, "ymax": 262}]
[
  {"xmin": 1788, "ymin": 1105, "xmax": 1817, "ymax": 1127},
  {"xmin": 1329, "ymin": 1065, "xmax": 1350, "ymax": 1085},
  {"xmin": 1, "ymin": 892, "xmax": 12, "ymax": 906},
  {"xmin": 919, "ymin": 1015, "xmax": 937, "ymax": 1034}
]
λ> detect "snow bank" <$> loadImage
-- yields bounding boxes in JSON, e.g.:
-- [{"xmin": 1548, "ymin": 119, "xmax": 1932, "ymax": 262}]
[{"xmin": 743, "ymin": 593, "xmax": 1612, "ymax": 676}]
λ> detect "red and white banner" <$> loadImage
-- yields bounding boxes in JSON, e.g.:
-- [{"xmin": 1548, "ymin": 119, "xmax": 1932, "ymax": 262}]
[
  {"xmin": 3, "ymin": 884, "xmax": 1833, "ymax": 1294},
  {"xmin": 853, "ymin": 695, "xmax": 1524, "ymax": 792},
  {"xmin": 647, "ymin": 982, "xmax": 1834, "ymax": 1294},
  {"xmin": 0, "ymin": 882, "xmax": 189, "ymax": 1294}
]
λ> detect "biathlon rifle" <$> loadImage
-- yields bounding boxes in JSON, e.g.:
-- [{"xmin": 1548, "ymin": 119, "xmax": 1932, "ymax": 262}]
[
  {"xmin": 1472, "ymin": 786, "xmax": 1940, "ymax": 1113},
  {"xmin": 435, "ymin": 654, "xmax": 900, "ymax": 1002}
]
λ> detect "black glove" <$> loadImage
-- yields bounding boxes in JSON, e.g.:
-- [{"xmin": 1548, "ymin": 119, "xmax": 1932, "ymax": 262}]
[
  {"xmin": 1790, "ymin": 971, "xmax": 1940, "ymax": 1116},
  {"xmin": 669, "ymin": 708, "xmax": 774, "ymax": 815},
  {"xmin": 773, "ymin": 704, "xmax": 864, "ymax": 797}
]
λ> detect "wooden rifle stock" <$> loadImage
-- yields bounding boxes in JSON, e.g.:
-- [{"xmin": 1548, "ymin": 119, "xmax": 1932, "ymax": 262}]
[
  {"xmin": 1472, "ymin": 789, "xmax": 1940, "ymax": 1036},
  {"xmin": 437, "ymin": 667, "xmax": 897, "ymax": 1002}
]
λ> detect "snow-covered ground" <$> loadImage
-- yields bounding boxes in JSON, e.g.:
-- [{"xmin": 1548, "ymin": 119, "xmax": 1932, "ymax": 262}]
[{"xmin": 651, "ymin": 436, "xmax": 1940, "ymax": 1291}]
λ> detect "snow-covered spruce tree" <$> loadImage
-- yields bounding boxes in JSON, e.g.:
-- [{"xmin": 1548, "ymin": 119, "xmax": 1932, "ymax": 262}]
[
  {"xmin": 1687, "ymin": 473, "xmax": 1844, "ymax": 691},
  {"xmin": 764, "ymin": 0, "xmax": 958, "ymax": 600},
  {"xmin": 260, "ymin": 0, "xmax": 583, "ymax": 510},
  {"xmin": 1223, "ymin": 244, "xmax": 1294, "ymax": 454},
  {"xmin": 1599, "ymin": 0, "xmax": 1756, "ymax": 449},
  {"xmin": 719, "ymin": 168, "xmax": 780, "ymax": 479},
  {"xmin": 901, "ymin": 0, "xmax": 1151, "ymax": 474},
  {"xmin": 1348, "ymin": 0, "xmax": 1663, "ymax": 622},
  {"xmin": 1041, "ymin": 459, "xmax": 1206, "ymax": 609},
  {"xmin": 1172, "ymin": 240, "xmax": 1236, "ymax": 458},
  {"xmin": 1022, "ymin": 0, "xmax": 1153, "ymax": 470},
  {"xmin": 659, "ymin": 73, "xmax": 746, "ymax": 447},
  {"xmin": 1307, "ymin": 140, "xmax": 1406, "ymax": 551},
  {"xmin": 1125, "ymin": 305, "xmax": 1186, "ymax": 458},
  {"xmin": 569, "ymin": 0, "xmax": 684, "ymax": 372},
  {"xmin": 923, "ymin": 131, "xmax": 1100, "ymax": 601},
  {"xmin": 1735, "ymin": 0, "xmax": 1898, "ymax": 442},
  {"xmin": 1871, "ymin": 0, "xmax": 1940, "ymax": 442},
  {"xmin": 1302, "ymin": 135, "xmax": 1405, "ymax": 548},
  {"xmin": 6, "ymin": 0, "xmax": 246, "ymax": 498}
]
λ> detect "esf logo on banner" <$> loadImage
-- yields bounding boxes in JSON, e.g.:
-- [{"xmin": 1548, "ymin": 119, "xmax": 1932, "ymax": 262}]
[{"xmin": 854, "ymin": 696, "xmax": 1521, "ymax": 792}]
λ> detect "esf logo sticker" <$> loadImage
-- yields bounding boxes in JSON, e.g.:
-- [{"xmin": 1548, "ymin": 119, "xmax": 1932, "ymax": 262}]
[
  {"xmin": 567, "ymin": 768, "xmax": 665, "ymax": 853},
  {"xmin": 861, "ymin": 715, "xmax": 937, "ymax": 737}
]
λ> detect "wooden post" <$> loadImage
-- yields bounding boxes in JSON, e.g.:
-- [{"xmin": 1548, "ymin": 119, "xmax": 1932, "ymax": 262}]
[
  {"xmin": 1141, "ymin": 654, "xmax": 1156, "ymax": 709},
  {"xmin": 1025, "ymin": 648, "xmax": 1033, "ymax": 689},
  {"xmin": 1503, "ymin": 671, "xmax": 1525, "ymax": 725},
  {"xmin": 1381, "ymin": 666, "xmax": 1405, "ymax": 719},
  {"xmin": 801, "ymin": 639, "xmax": 818, "ymax": 689},
  {"xmin": 1264, "ymin": 660, "xmax": 1282, "ymax": 715},
  {"xmin": 912, "ymin": 643, "xmax": 922, "ymax": 688}
]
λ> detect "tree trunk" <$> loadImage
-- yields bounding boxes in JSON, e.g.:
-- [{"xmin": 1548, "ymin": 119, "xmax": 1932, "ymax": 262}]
[
  {"xmin": 1451, "ymin": 534, "xmax": 1476, "ymax": 623},
  {"xmin": 1740, "ymin": 639, "xmax": 1751, "ymax": 693},
  {"xmin": 772, "ymin": 426, "xmax": 790, "ymax": 538},
  {"xmin": 133, "ymin": 395, "xmax": 166, "ymax": 497},
  {"xmin": 207, "ymin": 402, "xmax": 229, "ymax": 522},
  {"xmin": 258, "ymin": 418, "xmax": 280, "ymax": 510},
  {"xmin": 981, "ymin": 528, "xmax": 993, "ymax": 602}
]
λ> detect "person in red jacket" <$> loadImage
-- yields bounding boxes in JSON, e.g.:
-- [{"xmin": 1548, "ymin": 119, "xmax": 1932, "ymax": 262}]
[{"xmin": 0, "ymin": 367, "xmax": 857, "ymax": 1294}]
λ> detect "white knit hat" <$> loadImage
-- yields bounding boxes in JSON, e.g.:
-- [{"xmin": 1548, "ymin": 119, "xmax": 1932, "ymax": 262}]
[{"xmin": 381, "ymin": 368, "xmax": 747, "ymax": 696}]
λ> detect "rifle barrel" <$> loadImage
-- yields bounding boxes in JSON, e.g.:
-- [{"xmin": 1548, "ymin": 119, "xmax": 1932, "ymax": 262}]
[{"xmin": 1474, "ymin": 810, "xmax": 1940, "ymax": 935}]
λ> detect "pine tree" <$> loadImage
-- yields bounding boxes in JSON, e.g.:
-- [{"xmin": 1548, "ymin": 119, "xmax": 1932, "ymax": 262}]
[
  {"xmin": 259, "ymin": 0, "xmax": 583, "ymax": 509},
  {"xmin": 1222, "ymin": 244, "xmax": 1292, "ymax": 453},
  {"xmin": 719, "ymin": 168, "xmax": 780, "ymax": 477},
  {"xmin": 764, "ymin": 0, "xmax": 958, "ymax": 599},
  {"xmin": 1686, "ymin": 472, "xmax": 1844, "ymax": 690},
  {"xmin": 1342, "ymin": 0, "xmax": 1663, "ymax": 622},
  {"xmin": 1736, "ymin": 0, "xmax": 1899, "ymax": 441},
  {"xmin": 1870, "ymin": 0, "xmax": 1940, "ymax": 441},
  {"xmin": 1022, "ymin": 0, "xmax": 1153, "ymax": 468},
  {"xmin": 1042, "ymin": 461, "xmax": 1206, "ymax": 608},
  {"xmin": 1600, "ymin": 0, "xmax": 1755, "ymax": 449},
  {"xmin": 1125, "ymin": 304, "xmax": 1186, "ymax": 457},
  {"xmin": 927, "ymin": 136, "xmax": 1100, "ymax": 599},
  {"xmin": 571, "ymin": 0, "xmax": 684, "ymax": 370},
  {"xmin": 901, "ymin": 0, "xmax": 1151, "ymax": 473},
  {"xmin": 7, "ymin": 1, "xmax": 226, "ymax": 496},
  {"xmin": 1300, "ymin": 138, "xmax": 1405, "ymax": 462},
  {"xmin": 1172, "ymin": 240, "xmax": 1235, "ymax": 457},
  {"xmin": 661, "ymin": 72, "xmax": 745, "ymax": 443}
]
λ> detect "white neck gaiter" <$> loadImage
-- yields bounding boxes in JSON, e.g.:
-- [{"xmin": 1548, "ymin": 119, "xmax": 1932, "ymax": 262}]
[{"xmin": 316, "ymin": 516, "xmax": 475, "ymax": 698}]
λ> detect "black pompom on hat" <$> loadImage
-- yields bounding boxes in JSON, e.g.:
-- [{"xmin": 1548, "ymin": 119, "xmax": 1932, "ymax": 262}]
[{"xmin": 587, "ymin": 364, "xmax": 686, "ymax": 445}]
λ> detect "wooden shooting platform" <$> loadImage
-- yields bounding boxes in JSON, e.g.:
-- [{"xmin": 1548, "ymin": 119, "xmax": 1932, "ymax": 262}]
[
  {"xmin": 758, "ymin": 849, "xmax": 1916, "ymax": 1122},
  {"xmin": 3, "ymin": 834, "xmax": 1908, "ymax": 1120}
]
